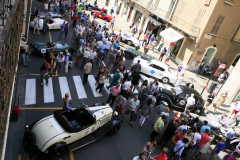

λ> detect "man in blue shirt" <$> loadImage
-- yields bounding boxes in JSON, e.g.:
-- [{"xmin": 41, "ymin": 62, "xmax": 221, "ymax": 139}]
[
  {"xmin": 113, "ymin": 41, "xmax": 119, "ymax": 50},
  {"xmin": 80, "ymin": 38, "xmax": 86, "ymax": 51},
  {"xmin": 59, "ymin": 22, "xmax": 66, "ymax": 39},
  {"xmin": 96, "ymin": 41, "xmax": 106, "ymax": 65},
  {"xmin": 200, "ymin": 121, "xmax": 211, "ymax": 133},
  {"xmin": 209, "ymin": 137, "xmax": 226, "ymax": 160},
  {"xmin": 95, "ymin": 34, "xmax": 100, "ymax": 42}
]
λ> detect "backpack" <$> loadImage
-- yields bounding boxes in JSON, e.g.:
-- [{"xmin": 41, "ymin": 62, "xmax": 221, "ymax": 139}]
[{"xmin": 123, "ymin": 70, "xmax": 129, "ymax": 80}]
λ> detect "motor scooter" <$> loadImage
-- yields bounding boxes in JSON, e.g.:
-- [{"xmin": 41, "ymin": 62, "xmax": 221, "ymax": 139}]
[{"xmin": 201, "ymin": 65, "xmax": 214, "ymax": 75}]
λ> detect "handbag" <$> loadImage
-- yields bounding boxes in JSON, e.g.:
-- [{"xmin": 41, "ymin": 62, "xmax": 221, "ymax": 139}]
[
  {"xmin": 189, "ymin": 133, "xmax": 195, "ymax": 147},
  {"xmin": 103, "ymin": 78, "xmax": 109, "ymax": 84},
  {"xmin": 171, "ymin": 146, "xmax": 184, "ymax": 157},
  {"xmin": 130, "ymin": 113, "xmax": 137, "ymax": 121}
]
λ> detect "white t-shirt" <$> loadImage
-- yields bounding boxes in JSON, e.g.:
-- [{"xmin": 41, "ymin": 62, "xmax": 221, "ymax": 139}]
[
  {"xmin": 83, "ymin": 51, "xmax": 90, "ymax": 58},
  {"xmin": 192, "ymin": 132, "xmax": 201, "ymax": 145},
  {"xmin": 123, "ymin": 70, "xmax": 132, "ymax": 77},
  {"xmin": 148, "ymin": 95, "xmax": 156, "ymax": 105},
  {"xmin": 90, "ymin": 50, "xmax": 97, "ymax": 60},
  {"xmin": 133, "ymin": 156, "xmax": 139, "ymax": 160},
  {"xmin": 187, "ymin": 97, "xmax": 195, "ymax": 105},
  {"xmin": 161, "ymin": 112, "xmax": 169, "ymax": 117},
  {"xmin": 176, "ymin": 77, "xmax": 184, "ymax": 85},
  {"xmin": 102, "ymin": 37, "xmax": 108, "ymax": 42},
  {"xmin": 96, "ymin": 41, "xmax": 103, "ymax": 48},
  {"xmin": 44, "ymin": 4, "xmax": 48, "ymax": 10},
  {"xmin": 111, "ymin": 18, "xmax": 116, "ymax": 24},
  {"xmin": 122, "ymin": 81, "xmax": 131, "ymax": 90},
  {"xmin": 105, "ymin": 41, "xmax": 112, "ymax": 49}
]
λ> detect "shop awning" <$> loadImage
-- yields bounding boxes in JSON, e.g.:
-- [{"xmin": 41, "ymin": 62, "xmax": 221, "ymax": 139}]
[
  {"xmin": 160, "ymin": 27, "xmax": 184, "ymax": 42},
  {"xmin": 145, "ymin": 16, "xmax": 162, "ymax": 26}
]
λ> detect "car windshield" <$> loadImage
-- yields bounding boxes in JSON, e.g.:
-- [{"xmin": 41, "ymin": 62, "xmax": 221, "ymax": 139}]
[
  {"xmin": 173, "ymin": 86, "xmax": 183, "ymax": 95},
  {"xmin": 126, "ymin": 48, "xmax": 156, "ymax": 60},
  {"xmin": 123, "ymin": 34, "xmax": 131, "ymax": 38}
]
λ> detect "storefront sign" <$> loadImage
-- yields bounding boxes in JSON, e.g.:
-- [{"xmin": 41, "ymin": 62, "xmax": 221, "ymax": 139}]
[
  {"xmin": 212, "ymin": 63, "xmax": 227, "ymax": 77},
  {"xmin": 160, "ymin": 28, "xmax": 184, "ymax": 42}
]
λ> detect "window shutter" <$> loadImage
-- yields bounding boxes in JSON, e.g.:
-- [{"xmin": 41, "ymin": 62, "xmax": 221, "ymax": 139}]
[{"xmin": 210, "ymin": 14, "xmax": 225, "ymax": 35}]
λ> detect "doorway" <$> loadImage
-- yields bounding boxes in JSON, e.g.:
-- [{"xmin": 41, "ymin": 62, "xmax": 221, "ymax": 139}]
[{"xmin": 202, "ymin": 48, "xmax": 216, "ymax": 65}]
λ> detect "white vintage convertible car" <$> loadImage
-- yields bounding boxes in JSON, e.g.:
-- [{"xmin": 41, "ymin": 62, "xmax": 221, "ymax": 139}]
[
  {"xmin": 29, "ymin": 18, "xmax": 66, "ymax": 30},
  {"xmin": 114, "ymin": 30, "xmax": 139, "ymax": 46},
  {"xmin": 23, "ymin": 102, "xmax": 121, "ymax": 160},
  {"xmin": 131, "ymin": 57, "xmax": 177, "ymax": 84}
]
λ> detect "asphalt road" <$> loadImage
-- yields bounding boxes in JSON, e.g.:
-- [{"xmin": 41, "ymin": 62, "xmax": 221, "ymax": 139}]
[{"xmin": 4, "ymin": 1, "xmax": 228, "ymax": 160}]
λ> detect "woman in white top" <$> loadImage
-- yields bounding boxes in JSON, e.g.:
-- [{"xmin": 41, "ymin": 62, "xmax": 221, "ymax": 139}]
[
  {"xmin": 96, "ymin": 72, "xmax": 107, "ymax": 95},
  {"xmin": 139, "ymin": 80, "xmax": 148, "ymax": 95},
  {"xmin": 44, "ymin": 2, "xmax": 48, "ymax": 12},
  {"xmin": 50, "ymin": 2, "xmax": 54, "ymax": 12},
  {"xmin": 133, "ymin": 153, "xmax": 146, "ymax": 160},
  {"xmin": 182, "ymin": 130, "xmax": 193, "ymax": 158}
]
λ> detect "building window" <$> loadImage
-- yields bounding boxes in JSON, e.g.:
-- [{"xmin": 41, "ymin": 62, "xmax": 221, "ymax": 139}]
[
  {"xmin": 210, "ymin": 14, "xmax": 225, "ymax": 35},
  {"xmin": 233, "ymin": 26, "xmax": 240, "ymax": 42},
  {"xmin": 233, "ymin": 89, "xmax": 240, "ymax": 102}
]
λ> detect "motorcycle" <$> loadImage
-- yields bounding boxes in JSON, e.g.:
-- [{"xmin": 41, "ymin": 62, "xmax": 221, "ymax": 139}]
[{"xmin": 201, "ymin": 65, "xmax": 214, "ymax": 75}]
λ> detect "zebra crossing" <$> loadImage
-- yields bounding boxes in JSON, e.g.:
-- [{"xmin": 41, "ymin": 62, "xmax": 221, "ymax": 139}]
[{"xmin": 24, "ymin": 74, "xmax": 174, "ymax": 105}]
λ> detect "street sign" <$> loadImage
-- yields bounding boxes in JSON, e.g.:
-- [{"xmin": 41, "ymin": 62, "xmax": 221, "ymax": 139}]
[
  {"xmin": 205, "ymin": 82, "xmax": 208, "ymax": 88},
  {"xmin": 212, "ymin": 63, "xmax": 227, "ymax": 77}
]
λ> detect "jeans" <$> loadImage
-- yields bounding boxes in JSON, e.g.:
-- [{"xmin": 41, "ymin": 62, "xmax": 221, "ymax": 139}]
[
  {"xmin": 196, "ymin": 68, "xmax": 202, "ymax": 75},
  {"xmin": 40, "ymin": 70, "xmax": 48, "ymax": 85},
  {"xmin": 96, "ymin": 53, "xmax": 104, "ymax": 65},
  {"xmin": 228, "ymin": 118, "xmax": 239, "ymax": 127},
  {"xmin": 158, "ymin": 135, "xmax": 171, "ymax": 148},
  {"xmin": 152, "ymin": 46, "xmax": 155, "ymax": 51},
  {"xmin": 96, "ymin": 83, "xmax": 104, "ymax": 93},
  {"xmin": 158, "ymin": 46, "xmax": 162, "ymax": 52},
  {"xmin": 20, "ymin": 54, "xmax": 27, "ymax": 66},
  {"xmin": 106, "ymin": 94, "xmax": 117, "ymax": 107},
  {"xmin": 106, "ymin": 49, "xmax": 109, "ymax": 55},
  {"xmin": 81, "ymin": 57, "xmax": 88, "ymax": 69},
  {"xmin": 142, "ymin": 40, "xmax": 147, "ymax": 46},
  {"xmin": 167, "ymin": 145, "xmax": 174, "ymax": 159}
]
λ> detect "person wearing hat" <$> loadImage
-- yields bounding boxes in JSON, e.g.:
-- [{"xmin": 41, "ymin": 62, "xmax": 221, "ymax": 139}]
[
  {"xmin": 152, "ymin": 147, "xmax": 168, "ymax": 160},
  {"xmin": 80, "ymin": 47, "xmax": 90, "ymax": 69},
  {"xmin": 114, "ymin": 95, "xmax": 127, "ymax": 119}
]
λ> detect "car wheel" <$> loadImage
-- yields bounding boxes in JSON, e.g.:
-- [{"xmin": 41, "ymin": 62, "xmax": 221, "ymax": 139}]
[
  {"xmin": 127, "ymin": 41, "xmax": 132, "ymax": 46},
  {"xmin": 50, "ymin": 146, "xmax": 67, "ymax": 160},
  {"xmin": 194, "ymin": 108, "xmax": 202, "ymax": 115},
  {"xmin": 23, "ymin": 131, "xmax": 36, "ymax": 152},
  {"xmin": 108, "ymin": 123, "xmax": 121, "ymax": 136},
  {"xmin": 161, "ymin": 77, "xmax": 169, "ymax": 84}
]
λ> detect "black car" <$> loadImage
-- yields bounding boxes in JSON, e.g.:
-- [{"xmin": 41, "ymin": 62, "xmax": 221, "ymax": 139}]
[
  {"xmin": 124, "ymin": 48, "xmax": 156, "ymax": 61},
  {"xmin": 156, "ymin": 85, "xmax": 205, "ymax": 115}
]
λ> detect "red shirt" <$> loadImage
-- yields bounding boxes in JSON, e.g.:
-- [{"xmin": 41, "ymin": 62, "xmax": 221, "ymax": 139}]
[
  {"xmin": 42, "ymin": 62, "xmax": 50, "ymax": 68},
  {"xmin": 156, "ymin": 152, "xmax": 167, "ymax": 160},
  {"xmin": 71, "ymin": 5, "xmax": 75, "ymax": 10},
  {"xmin": 73, "ymin": 15, "xmax": 78, "ymax": 20},
  {"xmin": 197, "ymin": 133, "xmax": 209, "ymax": 147},
  {"xmin": 172, "ymin": 115, "xmax": 178, "ymax": 121},
  {"xmin": 172, "ymin": 132, "xmax": 185, "ymax": 145}
]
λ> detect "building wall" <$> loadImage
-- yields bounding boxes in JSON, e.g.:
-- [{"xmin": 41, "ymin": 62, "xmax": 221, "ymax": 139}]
[{"xmin": 220, "ymin": 59, "xmax": 240, "ymax": 104}]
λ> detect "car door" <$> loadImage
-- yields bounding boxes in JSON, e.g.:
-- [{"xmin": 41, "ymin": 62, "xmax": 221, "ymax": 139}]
[{"xmin": 147, "ymin": 64, "xmax": 164, "ymax": 79}]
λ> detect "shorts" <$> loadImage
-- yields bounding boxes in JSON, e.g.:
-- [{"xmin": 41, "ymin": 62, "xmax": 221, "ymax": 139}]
[
  {"xmin": 125, "ymin": 109, "xmax": 134, "ymax": 115},
  {"xmin": 232, "ymin": 109, "xmax": 239, "ymax": 114},
  {"xmin": 210, "ymin": 151, "xmax": 217, "ymax": 158},
  {"xmin": 107, "ymin": 63, "xmax": 113, "ymax": 69},
  {"xmin": 193, "ymin": 144, "xmax": 203, "ymax": 153},
  {"xmin": 165, "ymin": 58, "xmax": 170, "ymax": 62},
  {"xmin": 130, "ymin": 84, "xmax": 138, "ymax": 89}
]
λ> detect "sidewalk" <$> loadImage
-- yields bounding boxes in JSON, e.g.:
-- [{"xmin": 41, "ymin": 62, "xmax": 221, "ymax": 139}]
[{"xmin": 93, "ymin": 1, "xmax": 232, "ymax": 121}]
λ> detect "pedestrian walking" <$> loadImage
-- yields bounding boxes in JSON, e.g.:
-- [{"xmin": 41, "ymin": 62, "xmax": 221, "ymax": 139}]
[
  {"xmin": 189, "ymin": 129, "xmax": 210, "ymax": 159},
  {"xmin": 44, "ymin": 2, "xmax": 48, "ymax": 12},
  {"xmin": 151, "ymin": 40, "xmax": 158, "ymax": 51},
  {"xmin": 62, "ymin": 93, "xmax": 75, "ymax": 111},
  {"xmin": 149, "ymin": 36, "xmax": 155, "ymax": 47},
  {"xmin": 135, "ymin": 40, "xmax": 141, "ymax": 51},
  {"xmin": 33, "ymin": 16, "xmax": 40, "ymax": 35},
  {"xmin": 106, "ymin": 84, "xmax": 120, "ymax": 107},
  {"xmin": 142, "ymin": 34, "xmax": 148, "ymax": 47},
  {"xmin": 141, "ymin": 139, "xmax": 157, "ymax": 160},
  {"xmin": 158, "ymin": 120, "xmax": 179, "ymax": 148},
  {"xmin": 213, "ymin": 95, "xmax": 226, "ymax": 114},
  {"xmin": 209, "ymin": 137, "xmax": 226, "ymax": 160},
  {"xmin": 222, "ymin": 152, "xmax": 239, "ymax": 160},
  {"xmin": 122, "ymin": 67, "xmax": 132, "ymax": 84},
  {"xmin": 132, "ymin": 60, "xmax": 141, "ymax": 73},
  {"xmin": 158, "ymin": 47, "xmax": 167, "ymax": 61},
  {"xmin": 175, "ymin": 63, "xmax": 183, "ymax": 76},
  {"xmin": 75, "ymin": 44, "xmax": 82, "ymax": 66},
  {"xmin": 228, "ymin": 112, "xmax": 240, "ymax": 127},
  {"xmin": 20, "ymin": 46, "xmax": 28, "ymax": 67},
  {"xmin": 73, "ymin": 12, "xmax": 78, "ymax": 27},
  {"xmin": 117, "ymin": 30, "xmax": 121, "ymax": 45},
  {"xmin": 139, "ymin": 85, "xmax": 151, "ymax": 110},
  {"xmin": 50, "ymin": 1, "xmax": 54, "ymax": 12},
  {"xmin": 157, "ymin": 39, "xmax": 164, "ymax": 52},
  {"xmin": 181, "ymin": 130, "xmax": 193, "ymax": 158},
  {"xmin": 96, "ymin": 72, "xmax": 107, "ymax": 95},
  {"xmin": 185, "ymin": 94, "xmax": 195, "ymax": 112},
  {"xmin": 131, "ymin": 70, "xmax": 141, "ymax": 93},
  {"xmin": 114, "ymin": 95, "xmax": 127, "ymax": 119},
  {"xmin": 40, "ymin": 64, "xmax": 51, "ymax": 86},
  {"xmin": 175, "ymin": 73, "xmax": 184, "ymax": 86},
  {"xmin": 83, "ymin": 59, "xmax": 92, "ymax": 85},
  {"xmin": 64, "ymin": 22, "xmax": 69, "ymax": 39},
  {"xmin": 123, "ymin": 95, "xmax": 140, "ymax": 125},
  {"xmin": 150, "ymin": 115, "xmax": 166, "ymax": 140},
  {"xmin": 144, "ymin": 44, "xmax": 149, "ymax": 54},
  {"xmin": 156, "ymin": 102, "xmax": 168, "ymax": 116},
  {"xmin": 139, "ymin": 80, "xmax": 148, "ymax": 95},
  {"xmin": 90, "ymin": 48, "xmax": 97, "ymax": 66},
  {"xmin": 110, "ymin": 7, "xmax": 114, "ymax": 15},
  {"xmin": 81, "ymin": 47, "xmax": 90, "ymax": 69},
  {"xmin": 129, "ymin": 20, "xmax": 134, "ymax": 31},
  {"xmin": 25, "ymin": 42, "xmax": 30, "ymax": 62},
  {"xmin": 110, "ymin": 16, "xmax": 115, "ymax": 28},
  {"xmin": 167, "ymin": 138, "xmax": 189, "ymax": 160},
  {"xmin": 59, "ymin": 22, "xmax": 66, "ymax": 39},
  {"xmin": 151, "ymin": 147, "xmax": 168, "ymax": 160},
  {"xmin": 139, "ymin": 98, "xmax": 153, "ymax": 128},
  {"xmin": 132, "ymin": 26, "xmax": 137, "ymax": 37},
  {"xmin": 133, "ymin": 153, "xmax": 146, "ymax": 160},
  {"xmin": 95, "ymin": 65, "xmax": 105, "ymax": 85},
  {"xmin": 147, "ymin": 31, "xmax": 153, "ymax": 44},
  {"xmin": 54, "ymin": 52, "xmax": 65, "ymax": 76},
  {"xmin": 54, "ymin": 0, "xmax": 59, "ymax": 12},
  {"xmin": 64, "ymin": 50, "xmax": 70, "ymax": 74},
  {"xmin": 138, "ymin": 26, "xmax": 143, "ymax": 39},
  {"xmin": 150, "ymin": 81, "xmax": 159, "ymax": 95},
  {"xmin": 164, "ymin": 50, "xmax": 173, "ymax": 64},
  {"xmin": 107, "ymin": 69, "xmax": 121, "ymax": 89},
  {"xmin": 42, "ymin": 17, "xmax": 48, "ymax": 36},
  {"xmin": 217, "ymin": 113, "xmax": 226, "ymax": 126}
]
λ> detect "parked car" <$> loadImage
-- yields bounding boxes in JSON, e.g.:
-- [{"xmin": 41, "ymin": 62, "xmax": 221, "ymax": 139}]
[
  {"xmin": 30, "ymin": 41, "xmax": 74, "ymax": 56},
  {"xmin": 156, "ymin": 85, "xmax": 205, "ymax": 115},
  {"xmin": 29, "ymin": 17, "xmax": 66, "ymax": 30},
  {"xmin": 87, "ymin": 4, "xmax": 108, "ymax": 13},
  {"xmin": 38, "ymin": 11, "xmax": 62, "ymax": 18},
  {"xmin": 91, "ymin": 10, "xmax": 113, "ymax": 22},
  {"xmin": 114, "ymin": 30, "xmax": 139, "ymax": 46},
  {"xmin": 131, "ymin": 57, "xmax": 177, "ymax": 84},
  {"xmin": 124, "ymin": 48, "xmax": 156, "ymax": 61},
  {"xmin": 23, "ymin": 102, "xmax": 122, "ymax": 160}
]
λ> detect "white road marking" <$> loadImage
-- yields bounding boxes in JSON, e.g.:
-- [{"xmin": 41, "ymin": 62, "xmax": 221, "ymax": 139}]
[
  {"xmin": 43, "ymin": 78, "xmax": 54, "ymax": 103},
  {"xmin": 58, "ymin": 77, "xmax": 72, "ymax": 100},
  {"xmin": 104, "ymin": 83, "xmax": 111, "ymax": 94},
  {"xmin": 25, "ymin": 79, "xmax": 36, "ymax": 105},
  {"xmin": 73, "ymin": 76, "xmax": 87, "ymax": 99},
  {"xmin": 88, "ymin": 75, "xmax": 102, "ymax": 97}
]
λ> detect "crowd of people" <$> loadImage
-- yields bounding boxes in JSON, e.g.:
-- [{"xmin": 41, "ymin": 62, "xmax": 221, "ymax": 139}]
[{"xmin": 22, "ymin": 1, "xmax": 240, "ymax": 160}]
